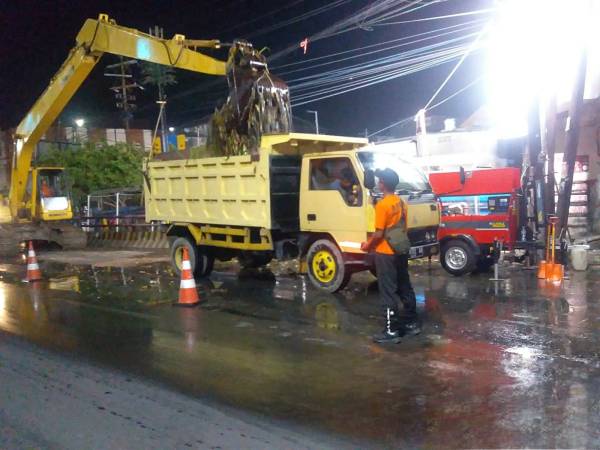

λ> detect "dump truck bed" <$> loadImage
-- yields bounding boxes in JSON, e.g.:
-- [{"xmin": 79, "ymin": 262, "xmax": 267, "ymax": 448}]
[{"xmin": 144, "ymin": 133, "xmax": 368, "ymax": 229}]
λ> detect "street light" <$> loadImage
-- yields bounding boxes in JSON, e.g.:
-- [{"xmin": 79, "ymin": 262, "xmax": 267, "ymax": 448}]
[
  {"xmin": 306, "ymin": 110, "xmax": 319, "ymax": 134},
  {"xmin": 487, "ymin": 0, "xmax": 597, "ymax": 138},
  {"xmin": 74, "ymin": 118, "xmax": 85, "ymax": 128},
  {"xmin": 168, "ymin": 126, "xmax": 175, "ymax": 133}
]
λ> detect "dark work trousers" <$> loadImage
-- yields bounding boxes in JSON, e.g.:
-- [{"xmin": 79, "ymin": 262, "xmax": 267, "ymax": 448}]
[{"xmin": 375, "ymin": 253, "xmax": 417, "ymax": 321}]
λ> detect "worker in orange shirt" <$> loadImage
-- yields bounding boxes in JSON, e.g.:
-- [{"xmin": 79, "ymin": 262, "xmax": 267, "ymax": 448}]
[
  {"xmin": 361, "ymin": 168, "xmax": 418, "ymax": 344},
  {"xmin": 40, "ymin": 179, "xmax": 54, "ymax": 197}
]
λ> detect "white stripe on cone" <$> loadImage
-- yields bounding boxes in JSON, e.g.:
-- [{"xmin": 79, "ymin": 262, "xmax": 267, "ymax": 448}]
[
  {"xmin": 182, "ymin": 260, "xmax": 192, "ymax": 270},
  {"xmin": 28, "ymin": 251, "xmax": 35, "ymax": 257},
  {"xmin": 180, "ymin": 278, "xmax": 196, "ymax": 289},
  {"xmin": 27, "ymin": 263, "xmax": 40, "ymax": 270}
]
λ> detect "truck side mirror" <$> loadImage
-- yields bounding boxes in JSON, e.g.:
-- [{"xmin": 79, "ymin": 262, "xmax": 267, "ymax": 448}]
[
  {"xmin": 364, "ymin": 169, "xmax": 375, "ymax": 190},
  {"xmin": 459, "ymin": 166, "xmax": 466, "ymax": 185}
]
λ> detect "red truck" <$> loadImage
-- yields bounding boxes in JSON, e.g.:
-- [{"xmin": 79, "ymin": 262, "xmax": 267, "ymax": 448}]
[{"xmin": 429, "ymin": 167, "xmax": 522, "ymax": 276}]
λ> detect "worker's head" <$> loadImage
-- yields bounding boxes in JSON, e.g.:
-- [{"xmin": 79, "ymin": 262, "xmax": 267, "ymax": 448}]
[
  {"xmin": 375, "ymin": 168, "xmax": 399, "ymax": 193},
  {"xmin": 340, "ymin": 167, "xmax": 355, "ymax": 188}
]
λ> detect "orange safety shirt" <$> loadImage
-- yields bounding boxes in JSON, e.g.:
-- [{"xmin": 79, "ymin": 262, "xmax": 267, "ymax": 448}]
[{"xmin": 374, "ymin": 194, "xmax": 407, "ymax": 255}]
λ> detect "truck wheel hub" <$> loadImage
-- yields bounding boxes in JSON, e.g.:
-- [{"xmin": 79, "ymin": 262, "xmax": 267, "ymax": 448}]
[
  {"xmin": 446, "ymin": 247, "xmax": 467, "ymax": 270},
  {"xmin": 312, "ymin": 250, "xmax": 336, "ymax": 283}
]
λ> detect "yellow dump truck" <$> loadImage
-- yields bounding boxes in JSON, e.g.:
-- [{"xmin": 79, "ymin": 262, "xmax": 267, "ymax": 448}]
[{"xmin": 144, "ymin": 133, "xmax": 440, "ymax": 292}]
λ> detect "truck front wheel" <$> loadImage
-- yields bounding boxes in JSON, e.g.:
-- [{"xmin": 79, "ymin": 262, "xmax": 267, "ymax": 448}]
[
  {"xmin": 306, "ymin": 239, "xmax": 350, "ymax": 293},
  {"xmin": 441, "ymin": 240, "xmax": 475, "ymax": 276},
  {"xmin": 170, "ymin": 237, "xmax": 214, "ymax": 278}
]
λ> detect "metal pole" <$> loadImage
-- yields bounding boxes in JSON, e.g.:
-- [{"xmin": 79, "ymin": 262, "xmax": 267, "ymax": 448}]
[
  {"xmin": 415, "ymin": 109, "xmax": 427, "ymax": 158},
  {"xmin": 86, "ymin": 194, "xmax": 91, "ymax": 232},
  {"xmin": 527, "ymin": 97, "xmax": 544, "ymax": 229},
  {"xmin": 119, "ymin": 56, "xmax": 130, "ymax": 130},
  {"xmin": 557, "ymin": 48, "xmax": 588, "ymax": 237},
  {"xmin": 115, "ymin": 192, "xmax": 120, "ymax": 232},
  {"xmin": 307, "ymin": 110, "xmax": 319, "ymax": 134},
  {"xmin": 543, "ymin": 95, "xmax": 558, "ymax": 216}
]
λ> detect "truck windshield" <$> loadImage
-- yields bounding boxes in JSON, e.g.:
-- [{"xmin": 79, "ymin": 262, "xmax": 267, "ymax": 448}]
[{"xmin": 358, "ymin": 151, "xmax": 430, "ymax": 192}]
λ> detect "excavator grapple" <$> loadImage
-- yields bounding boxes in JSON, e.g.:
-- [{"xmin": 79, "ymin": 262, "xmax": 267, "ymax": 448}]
[{"xmin": 211, "ymin": 41, "xmax": 291, "ymax": 157}]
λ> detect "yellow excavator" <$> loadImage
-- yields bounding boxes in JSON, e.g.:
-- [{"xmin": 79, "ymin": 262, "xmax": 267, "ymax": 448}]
[{"xmin": 0, "ymin": 14, "xmax": 290, "ymax": 254}]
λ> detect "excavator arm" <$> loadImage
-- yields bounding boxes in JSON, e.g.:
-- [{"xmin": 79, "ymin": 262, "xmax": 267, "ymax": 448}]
[{"xmin": 10, "ymin": 14, "xmax": 229, "ymax": 218}]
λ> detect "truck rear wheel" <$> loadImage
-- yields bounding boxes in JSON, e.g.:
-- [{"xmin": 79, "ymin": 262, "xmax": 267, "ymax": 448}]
[
  {"xmin": 170, "ymin": 237, "xmax": 214, "ymax": 278},
  {"xmin": 441, "ymin": 240, "xmax": 475, "ymax": 276},
  {"xmin": 306, "ymin": 239, "xmax": 351, "ymax": 293}
]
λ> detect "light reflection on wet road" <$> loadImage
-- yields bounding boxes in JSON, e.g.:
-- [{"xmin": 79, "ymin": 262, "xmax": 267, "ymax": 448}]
[{"xmin": 1, "ymin": 254, "xmax": 600, "ymax": 448}]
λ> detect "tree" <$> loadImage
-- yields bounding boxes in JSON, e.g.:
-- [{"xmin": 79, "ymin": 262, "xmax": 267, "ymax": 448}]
[
  {"xmin": 37, "ymin": 142, "xmax": 145, "ymax": 207},
  {"xmin": 140, "ymin": 60, "xmax": 177, "ymax": 152}
]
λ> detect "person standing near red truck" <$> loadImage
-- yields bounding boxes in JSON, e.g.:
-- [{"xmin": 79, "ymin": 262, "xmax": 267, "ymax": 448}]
[{"xmin": 361, "ymin": 168, "xmax": 420, "ymax": 344}]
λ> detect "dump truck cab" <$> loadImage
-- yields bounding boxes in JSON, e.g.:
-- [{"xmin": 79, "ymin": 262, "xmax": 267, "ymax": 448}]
[{"xmin": 298, "ymin": 144, "xmax": 440, "ymax": 291}]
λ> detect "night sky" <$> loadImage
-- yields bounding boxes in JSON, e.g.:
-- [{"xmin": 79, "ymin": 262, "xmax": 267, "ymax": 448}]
[{"xmin": 0, "ymin": 0, "xmax": 491, "ymax": 136}]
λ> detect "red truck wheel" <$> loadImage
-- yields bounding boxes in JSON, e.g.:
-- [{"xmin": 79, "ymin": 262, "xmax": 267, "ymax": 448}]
[{"xmin": 441, "ymin": 240, "xmax": 475, "ymax": 276}]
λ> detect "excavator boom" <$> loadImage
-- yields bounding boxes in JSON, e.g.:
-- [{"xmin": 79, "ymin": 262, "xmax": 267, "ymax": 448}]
[
  {"xmin": 7, "ymin": 13, "xmax": 291, "ymax": 256},
  {"xmin": 11, "ymin": 14, "xmax": 231, "ymax": 218}
]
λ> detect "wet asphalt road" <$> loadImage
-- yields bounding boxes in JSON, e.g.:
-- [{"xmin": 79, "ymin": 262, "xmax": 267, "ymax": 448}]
[{"xmin": 1, "ymin": 250, "xmax": 600, "ymax": 448}]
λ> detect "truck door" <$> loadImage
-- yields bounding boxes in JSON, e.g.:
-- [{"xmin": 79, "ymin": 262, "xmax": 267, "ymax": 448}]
[{"xmin": 300, "ymin": 156, "xmax": 366, "ymax": 241}]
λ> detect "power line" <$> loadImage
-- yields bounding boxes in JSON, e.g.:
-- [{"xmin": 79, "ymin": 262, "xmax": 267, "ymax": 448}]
[
  {"xmin": 291, "ymin": 44, "xmax": 477, "ymax": 106},
  {"xmin": 244, "ymin": 0, "xmax": 354, "ymax": 39},
  {"xmin": 375, "ymin": 6, "xmax": 493, "ymax": 25},
  {"xmin": 272, "ymin": 18, "xmax": 485, "ymax": 70},
  {"xmin": 268, "ymin": 0, "xmax": 435, "ymax": 62},
  {"xmin": 287, "ymin": 33, "xmax": 477, "ymax": 87},
  {"xmin": 278, "ymin": 21, "xmax": 483, "ymax": 77},
  {"xmin": 367, "ymin": 76, "xmax": 484, "ymax": 138},
  {"xmin": 423, "ymin": 22, "xmax": 489, "ymax": 110},
  {"xmin": 426, "ymin": 76, "xmax": 483, "ymax": 110},
  {"xmin": 219, "ymin": 0, "xmax": 305, "ymax": 35},
  {"xmin": 367, "ymin": 116, "xmax": 414, "ymax": 138}
]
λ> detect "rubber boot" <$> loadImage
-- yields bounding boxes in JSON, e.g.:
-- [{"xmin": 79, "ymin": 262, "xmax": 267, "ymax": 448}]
[
  {"xmin": 401, "ymin": 318, "xmax": 422, "ymax": 337},
  {"xmin": 372, "ymin": 308, "xmax": 402, "ymax": 344}
]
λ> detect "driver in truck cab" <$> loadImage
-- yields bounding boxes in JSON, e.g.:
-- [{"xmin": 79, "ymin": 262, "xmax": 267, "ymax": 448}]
[
  {"xmin": 40, "ymin": 179, "xmax": 54, "ymax": 197},
  {"xmin": 361, "ymin": 168, "xmax": 419, "ymax": 344}
]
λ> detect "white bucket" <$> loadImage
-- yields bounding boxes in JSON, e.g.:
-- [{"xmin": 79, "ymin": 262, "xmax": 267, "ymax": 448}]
[{"xmin": 570, "ymin": 245, "xmax": 589, "ymax": 271}]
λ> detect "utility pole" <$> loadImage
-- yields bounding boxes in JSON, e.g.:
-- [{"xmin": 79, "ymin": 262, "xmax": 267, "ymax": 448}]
[
  {"xmin": 557, "ymin": 48, "xmax": 588, "ymax": 238},
  {"xmin": 104, "ymin": 58, "xmax": 142, "ymax": 130},
  {"xmin": 307, "ymin": 110, "xmax": 319, "ymax": 134},
  {"xmin": 543, "ymin": 95, "xmax": 558, "ymax": 216},
  {"xmin": 415, "ymin": 109, "xmax": 427, "ymax": 158},
  {"xmin": 142, "ymin": 26, "xmax": 177, "ymax": 153},
  {"xmin": 526, "ymin": 97, "xmax": 544, "ymax": 230}
]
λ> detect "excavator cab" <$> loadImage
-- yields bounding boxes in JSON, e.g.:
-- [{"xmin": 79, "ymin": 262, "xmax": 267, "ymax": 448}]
[{"xmin": 23, "ymin": 167, "xmax": 73, "ymax": 222}]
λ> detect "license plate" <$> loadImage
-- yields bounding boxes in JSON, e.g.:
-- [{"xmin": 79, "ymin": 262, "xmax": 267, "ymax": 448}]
[{"xmin": 410, "ymin": 246, "xmax": 424, "ymax": 258}]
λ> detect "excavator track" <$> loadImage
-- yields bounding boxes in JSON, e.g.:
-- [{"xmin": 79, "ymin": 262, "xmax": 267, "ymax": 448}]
[{"xmin": 0, "ymin": 223, "xmax": 87, "ymax": 255}]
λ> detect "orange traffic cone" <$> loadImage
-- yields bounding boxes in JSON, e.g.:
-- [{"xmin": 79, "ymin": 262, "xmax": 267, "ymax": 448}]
[
  {"xmin": 174, "ymin": 246, "xmax": 201, "ymax": 307},
  {"xmin": 538, "ymin": 224, "xmax": 551, "ymax": 279},
  {"xmin": 24, "ymin": 241, "xmax": 43, "ymax": 283}
]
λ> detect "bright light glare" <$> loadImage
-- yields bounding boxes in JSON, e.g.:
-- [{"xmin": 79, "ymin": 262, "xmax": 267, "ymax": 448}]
[
  {"xmin": 487, "ymin": 0, "xmax": 596, "ymax": 138},
  {"xmin": 74, "ymin": 118, "xmax": 85, "ymax": 127},
  {"xmin": 168, "ymin": 126, "xmax": 175, "ymax": 132}
]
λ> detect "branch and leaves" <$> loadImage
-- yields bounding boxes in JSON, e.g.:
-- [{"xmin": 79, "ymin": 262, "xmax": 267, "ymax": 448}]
[{"xmin": 140, "ymin": 61, "xmax": 177, "ymax": 97}]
